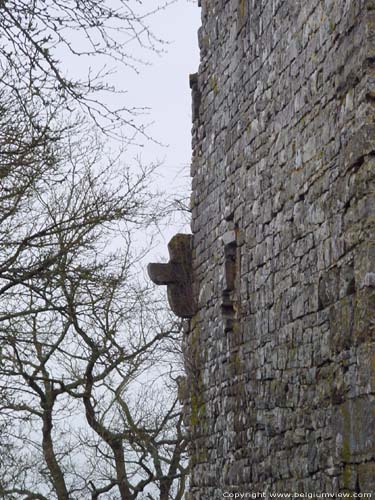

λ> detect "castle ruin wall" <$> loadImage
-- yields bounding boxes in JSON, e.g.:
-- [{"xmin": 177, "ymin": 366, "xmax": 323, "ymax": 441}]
[{"xmin": 185, "ymin": 0, "xmax": 375, "ymax": 496}]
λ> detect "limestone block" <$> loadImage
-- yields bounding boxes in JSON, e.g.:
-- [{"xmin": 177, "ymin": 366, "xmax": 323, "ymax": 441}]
[{"xmin": 148, "ymin": 234, "xmax": 196, "ymax": 318}]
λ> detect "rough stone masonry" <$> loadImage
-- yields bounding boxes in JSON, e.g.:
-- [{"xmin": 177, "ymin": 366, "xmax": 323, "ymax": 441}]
[{"xmin": 151, "ymin": 0, "xmax": 375, "ymax": 496}]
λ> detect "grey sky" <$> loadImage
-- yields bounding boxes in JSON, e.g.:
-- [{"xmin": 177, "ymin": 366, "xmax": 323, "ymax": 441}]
[
  {"xmin": 131, "ymin": 1, "xmax": 201, "ymax": 166},
  {"xmin": 126, "ymin": 1, "xmax": 201, "ymax": 238},
  {"xmin": 58, "ymin": 1, "xmax": 201, "ymax": 249},
  {"xmin": 58, "ymin": 0, "xmax": 200, "ymax": 219}
]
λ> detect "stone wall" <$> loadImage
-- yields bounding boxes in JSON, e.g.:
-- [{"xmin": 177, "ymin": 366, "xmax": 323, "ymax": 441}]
[{"xmin": 185, "ymin": 0, "xmax": 375, "ymax": 496}]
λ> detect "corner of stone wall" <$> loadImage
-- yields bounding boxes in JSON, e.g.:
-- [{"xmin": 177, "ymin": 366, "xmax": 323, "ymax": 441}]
[{"xmin": 185, "ymin": 0, "xmax": 375, "ymax": 496}]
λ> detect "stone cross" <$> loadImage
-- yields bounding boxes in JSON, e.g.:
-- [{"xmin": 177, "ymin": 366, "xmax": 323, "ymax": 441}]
[{"xmin": 147, "ymin": 234, "xmax": 196, "ymax": 318}]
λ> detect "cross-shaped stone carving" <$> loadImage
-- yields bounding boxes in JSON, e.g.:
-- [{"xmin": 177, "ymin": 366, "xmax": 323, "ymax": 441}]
[{"xmin": 147, "ymin": 234, "xmax": 196, "ymax": 318}]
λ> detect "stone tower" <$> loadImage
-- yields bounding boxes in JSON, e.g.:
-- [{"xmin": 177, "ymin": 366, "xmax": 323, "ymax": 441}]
[{"xmin": 151, "ymin": 0, "xmax": 375, "ymax": 496}]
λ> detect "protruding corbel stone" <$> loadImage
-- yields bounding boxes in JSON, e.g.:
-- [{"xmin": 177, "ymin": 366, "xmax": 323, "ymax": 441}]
[{"xmin": 147, "ymin": 234, "xmax": 196, "ymax": 318}]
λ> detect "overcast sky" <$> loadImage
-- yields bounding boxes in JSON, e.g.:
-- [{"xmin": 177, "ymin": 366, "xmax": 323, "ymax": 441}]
[
  {"xmin": 60, "ymin": 1, "xmax": 201, "ymax": 259},
  {"xmin": 142, "ymin": 1, "xmax": 200, "ymax": 235},
  {"xmin": 132, "ymin": 1, "xmax": 201, "ymax": 164},
  {"xmin": 125, "ymin": 1, "xmax": 201, "ymax": 242}
]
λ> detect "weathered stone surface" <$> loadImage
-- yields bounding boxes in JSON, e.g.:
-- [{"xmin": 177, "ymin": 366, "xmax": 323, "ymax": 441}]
[
  {"xmin": 184, "ymin": 0, "xmax": 375, "ymax": 497},
  {"xmin": 148, "ymin": 234, "xmax": 196, "ymax": 318}
]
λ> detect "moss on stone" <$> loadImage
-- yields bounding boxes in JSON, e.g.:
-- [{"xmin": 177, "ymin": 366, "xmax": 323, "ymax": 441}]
[
  {"xmin": 190, "ymin": 376, "xmax": 206, "ymax": 427},
  {"xmin": 343, "ymin": 464, "xmax": 353, "ymax": 491},
  {"xmin": 239, "ymin": 0, "xmax": 246, "ymax": 18},
  {"xmin": 230, "ymin": 351, "xmax": 243, "ymax": 377},
  {"xmin": 190, "ymin": 442, "xmax": 208, "ymax": 467},
  {"xmin": 210, "ymin": 75, "xmax": 219, "ymax": 94}
]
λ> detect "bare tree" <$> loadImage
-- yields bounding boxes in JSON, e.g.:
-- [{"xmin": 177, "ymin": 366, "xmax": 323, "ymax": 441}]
[
  {"xmin": 0, "ymin": 1, "xmax": 189, "ymax": 498},
  {"xmin": 0, "ymin": 0, "xmax": 173, "ymax": 139},
  {"xmin": 0, "ymin": 90, "xmax": 188, "ymax": 498}
]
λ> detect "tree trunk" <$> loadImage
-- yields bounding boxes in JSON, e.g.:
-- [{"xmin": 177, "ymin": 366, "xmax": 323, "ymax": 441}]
[
  {"xmin": 42, "ymin": 404, "xmax": 69, "ymax": 500},
  {"xmin": 112, "ymin": 441, "xmax": 133, "ymax": 500},
  {"xmin": 159, "ymin": 480, "xmax": 171, "ymax": 500}
]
